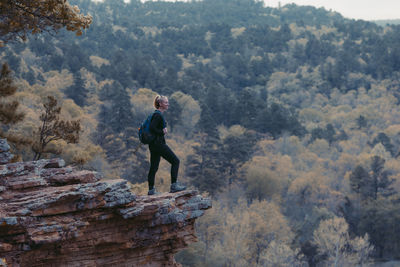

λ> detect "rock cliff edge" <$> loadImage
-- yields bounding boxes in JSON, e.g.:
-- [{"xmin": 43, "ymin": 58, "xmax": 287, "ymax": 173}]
[{"xmin": 0, "ymin": 139, "xmax": 211, "ymax": 266}]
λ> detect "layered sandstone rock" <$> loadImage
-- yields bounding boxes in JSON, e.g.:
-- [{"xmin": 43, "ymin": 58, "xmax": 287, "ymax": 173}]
[{"xmin": 0, "ymin": 140, "xmax": 211, "ymax": 266}]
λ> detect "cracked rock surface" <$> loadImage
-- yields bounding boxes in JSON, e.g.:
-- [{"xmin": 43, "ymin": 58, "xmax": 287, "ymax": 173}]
[{"xmin": 0, "ymin": 140, "xmax": 211, "ymax": 267}]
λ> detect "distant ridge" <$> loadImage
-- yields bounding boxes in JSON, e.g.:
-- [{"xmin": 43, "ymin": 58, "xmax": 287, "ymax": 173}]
[{"xmin": 373, "ymin": 19, "xmax": 400, "ymax": 26}]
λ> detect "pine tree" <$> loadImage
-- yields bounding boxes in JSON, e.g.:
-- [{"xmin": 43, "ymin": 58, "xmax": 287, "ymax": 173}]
[
  {"xmin": 32, "ymin": 96, "xmax": 81, "ymax": 160},
  {"xmin": 222, "ymin": 130, "xmax": 258, "ymax": 184},
  {"xmin": 65, "ymin": 72, "xmax": 88, "ymax": 106},
  {"xmin": 371, "ymin": 133, "xmax": 394, "ymax": 156},
  {"xmin": 95, "ymin": 82, "xmax": 137, "ymax": 174},
  {"xmin": 350, "ymin": 165, "xmax": 371, "ymax": 200},
  {"xmin": 370, "ymin": 156, "xmax": 394, "ymax": 198},
  {"xmin": 0, "ymin": 63, "xmax": 24, "ymax": 126},
  {"xmin": 0, "ymin": 63, "xmax": 27, "ymax": 153},
  {"xmin": 235, "ymin": 87, "xmax": 260, "ymax": 130},
  {"xmin": 350, "ymin": 156, "xmax": 394, "ymax": 200},
  {"xmin": 98, "ymin": 81, "xmax": 135, "ymax": 134},
  {"xmin": 198, "ymin": 104, "xmax": 218, "ymax": 137},
  {"xmin": 185, "ymin": 133, "xmax": 226, "ymax": 196},
  {"xmin": 0, "ymin": 0, "xmax": 92, "ymax": 45},
  {"xmin": 109, "ymin": 85, "xmax": 135, "ymax": 134}
]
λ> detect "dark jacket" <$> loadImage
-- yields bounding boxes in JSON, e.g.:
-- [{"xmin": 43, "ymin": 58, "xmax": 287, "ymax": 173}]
[{"xmin": 149, "ymin": 110, "xmax": 166, "ymax": 145}]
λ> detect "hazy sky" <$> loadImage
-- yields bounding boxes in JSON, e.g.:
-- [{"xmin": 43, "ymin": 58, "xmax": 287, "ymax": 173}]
[
  {"xmin": 98, "ymin": 0, "xmax": 400, "ymax": 21},
  {"xmin": 264, "ymin": 0, "xmax": 400, "ymax": 20}
]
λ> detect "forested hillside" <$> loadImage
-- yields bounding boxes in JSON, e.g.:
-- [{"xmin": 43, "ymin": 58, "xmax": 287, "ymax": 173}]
[{"xmin": 2, "ymin": 0, "xmax": 400, "ymax": 265}]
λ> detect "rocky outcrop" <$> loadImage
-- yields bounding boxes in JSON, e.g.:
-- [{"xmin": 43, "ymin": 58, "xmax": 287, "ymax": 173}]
[
  {"xmin": 0, "ymin": 140, "xmax": 211, "ymax": 266},
  {"xmin": 0, "ymin": 139, "xmax": 13, "ymax": 165}
]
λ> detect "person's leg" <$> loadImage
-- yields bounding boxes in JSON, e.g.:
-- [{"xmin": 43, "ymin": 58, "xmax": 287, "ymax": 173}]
[
  {"xmin": 159, "ymin": 144, "xmax": 180, "ymax": 184},
  {"xmin": 147, "ymin": 146, "xmax": 161, "ymax": 190},
  {"xmin": 158, "ymin": 144, "xmax": 186, "ymax": 193}
]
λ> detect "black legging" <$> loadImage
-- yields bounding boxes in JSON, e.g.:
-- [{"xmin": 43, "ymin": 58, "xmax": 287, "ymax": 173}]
[{"xmin": 147, "ymin": 143, "xmax": 180, "ymax": 190}]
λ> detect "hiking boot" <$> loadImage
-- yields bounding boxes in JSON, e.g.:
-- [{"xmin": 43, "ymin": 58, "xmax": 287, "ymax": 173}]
[
  {"xmin": 148, "ymin": 188, "xmax": 160, "ymax": 195},
  {"xmin": 170, "ymin": 182, "xmax": 186, "ymax": 193}
]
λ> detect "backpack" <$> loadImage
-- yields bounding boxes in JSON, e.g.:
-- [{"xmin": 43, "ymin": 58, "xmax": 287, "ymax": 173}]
[{"xmin": 138, "ymin": 110, "xmax": 160, "ymax": 144}]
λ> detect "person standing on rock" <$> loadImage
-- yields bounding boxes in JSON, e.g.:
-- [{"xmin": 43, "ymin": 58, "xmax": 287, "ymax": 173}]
[{"xmin": 147, "ymin": 95, "xmax": 186, "ymax": 195}]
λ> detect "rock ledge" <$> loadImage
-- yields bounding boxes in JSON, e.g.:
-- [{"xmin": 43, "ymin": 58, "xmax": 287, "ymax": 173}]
[{"xmin": 0, "ymin": 150, "xmax": 211, "ymax": 266}]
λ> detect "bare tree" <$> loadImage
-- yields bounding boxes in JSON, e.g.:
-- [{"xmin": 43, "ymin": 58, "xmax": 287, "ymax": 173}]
[{"xmin": 313, "ymin": 216, "xmax": 373, "ymax": 267}]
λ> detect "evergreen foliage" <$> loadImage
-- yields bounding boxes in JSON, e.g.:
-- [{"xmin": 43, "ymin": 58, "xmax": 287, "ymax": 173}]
[
  {"xmin": 186, "ymin": 134, "xmax": 225, "ymax": 196},
  {"xmin": 33, "ymin": 96, "xmax": 81, "ymax": 160},
  {"xmin": 0, "ymin": 0, "xmax": 92, "ymax": 45},
  {"xmin": 3, "ymin": 0, "xmax": 400, "ymax": 265},
  {"xmin": 65, "ymin": 72, "xmax": 88, "ymax": 107},
  {"xmin": 0, "ymin": 63, "xmax": 24, "ymax": 125}
]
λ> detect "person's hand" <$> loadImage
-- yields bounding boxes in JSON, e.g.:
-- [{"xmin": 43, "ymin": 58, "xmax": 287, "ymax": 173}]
[{"xmin": 163, "ymin": 127, "xmax": 168, "ymax": 134}]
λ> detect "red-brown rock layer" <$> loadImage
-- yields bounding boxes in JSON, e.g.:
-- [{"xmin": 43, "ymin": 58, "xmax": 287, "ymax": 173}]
[{"xmin": 0, "ymin": 149, "xmax": 211, "ymax": 266}]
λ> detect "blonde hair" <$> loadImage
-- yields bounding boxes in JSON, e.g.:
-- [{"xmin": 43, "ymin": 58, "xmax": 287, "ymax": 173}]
[{"xmin": 154, "ymin": 95, "xmax": 168, "ymax": 109}]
